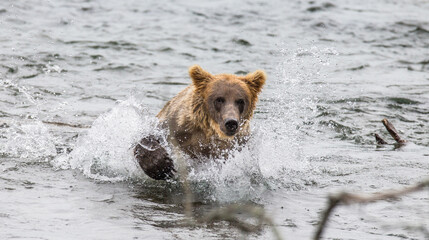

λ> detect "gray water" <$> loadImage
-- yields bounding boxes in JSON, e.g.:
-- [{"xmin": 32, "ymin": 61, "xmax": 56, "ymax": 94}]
[{"xmin": 1, "ymin": 0, "xmax": 429, "ymax": 239}]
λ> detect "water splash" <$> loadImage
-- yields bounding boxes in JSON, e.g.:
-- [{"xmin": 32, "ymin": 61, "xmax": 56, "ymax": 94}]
[
  {"xmin": 53, "ymin": 97, "xmax": 156, "ymax": 181},
  {"xmin": 0, "ymin": 121, "xmax": 57, "ymax": 160},
  {"xmin": 254, "ymin": 46, "xmax": 336, "ymax": 189},
  {"xmin": 0, "ymin": 79, "xmax": 57, "ymax": 160},
  {"xmin": 1, "ymin": 79, "xmax": 39, "ymax": 106}
]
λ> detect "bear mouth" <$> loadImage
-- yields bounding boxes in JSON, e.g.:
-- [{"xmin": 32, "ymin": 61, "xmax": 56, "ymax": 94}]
[
  {"xmin": 223, "ymin": 126, "xmax": 239, "ymax": 137},
  {"xmin": 224, "ymin": 130, "xmax": 237, "ymax": 137}
]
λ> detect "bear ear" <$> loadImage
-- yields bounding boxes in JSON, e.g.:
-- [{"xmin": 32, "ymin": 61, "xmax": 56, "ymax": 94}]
[
  {"xmin": 189, "ymin": 65, "xmax": 213, "ymax": 92},
  {"xmin": 244, "ymin": 70, "xmax": 266, "ymax": 95}
]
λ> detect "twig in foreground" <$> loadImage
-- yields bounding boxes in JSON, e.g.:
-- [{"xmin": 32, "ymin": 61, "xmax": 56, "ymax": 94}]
[
  {"xmin": 170, "ymin": 138, "xmax": 194, "ymax": 222},
  {"xmin": 172, "ymin": 139, "xmax": 281, "ymax": 239},
  {"xmin": 314, "ymin": 178, "xmax": 429, "ymax": 240},
  {"xmin": 201, "ymin": 204, "xmax": 283, "ymax": 240}
]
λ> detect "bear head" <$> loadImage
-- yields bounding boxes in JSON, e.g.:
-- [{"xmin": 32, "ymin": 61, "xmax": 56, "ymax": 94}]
[{"xmin": 189, "ymin": 65, "xmax": 266, "ymax": 139}]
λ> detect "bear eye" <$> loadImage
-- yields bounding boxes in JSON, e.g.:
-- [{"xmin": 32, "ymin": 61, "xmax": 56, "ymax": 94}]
[
  {"xmin": 215, "ymin": 97, "xmax": 225, "ymax": 104},
  {"xmin": 214, "ymin": 97, "xmax": 225, "ymax": 112},
  {"xmin": 236, "ymin": 99, "xmax": 245, "ymax": 113}
]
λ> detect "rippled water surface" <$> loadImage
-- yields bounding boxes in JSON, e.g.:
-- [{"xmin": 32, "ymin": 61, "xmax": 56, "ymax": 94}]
[{"xmin": 1, "ymin": 0, "xmax": 428, "ymax": 239}]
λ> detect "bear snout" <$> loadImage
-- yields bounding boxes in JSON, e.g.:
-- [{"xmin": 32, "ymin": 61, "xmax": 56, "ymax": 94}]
[{"xmin": 224, "ymin": 118, "xmax": 239, "ymax": 135}]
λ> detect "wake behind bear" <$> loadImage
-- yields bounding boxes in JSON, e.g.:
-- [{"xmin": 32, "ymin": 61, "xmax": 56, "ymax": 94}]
[{"xmin": 134, "ymin": 65, "xmax": 266, "ymax": 180}]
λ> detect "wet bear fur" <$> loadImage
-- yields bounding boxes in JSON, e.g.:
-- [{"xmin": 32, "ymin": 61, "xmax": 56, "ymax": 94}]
[{"xmin": 134, "ymin": 65, "xmax": 266, "ymax": 180}]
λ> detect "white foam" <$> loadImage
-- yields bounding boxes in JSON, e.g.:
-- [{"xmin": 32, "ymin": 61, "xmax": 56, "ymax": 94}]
[
  {"xmin": 52, "ymin": 97, "xmax": 157, "ymax": 181},
  {"xmin": 0, "ymin": 121, "xmax": 57, "ymax": 161}
]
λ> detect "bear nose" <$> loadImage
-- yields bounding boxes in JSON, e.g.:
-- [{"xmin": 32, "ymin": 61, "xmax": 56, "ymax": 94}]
[{"xmin": 225, "ymin": 119, "xmax": 238, "ymax": 132}]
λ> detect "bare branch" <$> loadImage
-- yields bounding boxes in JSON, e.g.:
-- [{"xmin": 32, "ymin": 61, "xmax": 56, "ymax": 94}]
[
  {"xmin": 201, "ymin": 204, "xmax": 283, "ymax": 240},
  {"xmin": 314, "ymin": 178, "xmax": 429, "ymax": 240}
]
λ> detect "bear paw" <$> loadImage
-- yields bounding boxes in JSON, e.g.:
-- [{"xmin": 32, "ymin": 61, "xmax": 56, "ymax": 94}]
[{"xmin": 134, "ymin": 134, "xmax": 176, "ymax": 180}]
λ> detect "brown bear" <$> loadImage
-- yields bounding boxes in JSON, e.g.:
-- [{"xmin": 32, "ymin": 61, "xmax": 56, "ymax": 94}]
[{"xmin": 134, "ymin": 65, "xmax": 266, "ymax": 180}]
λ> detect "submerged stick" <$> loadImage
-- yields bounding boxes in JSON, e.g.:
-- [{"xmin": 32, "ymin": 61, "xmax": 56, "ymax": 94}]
[
  {"xmin": 381, "ymin": 118, "xmax": 406, "ymax": 144},
  {"xmin": 313, "ymin": 178, "xmax": 429, "ymax": 240},
  {"xmin": 374, "ymin": 119, "xmax": 406, "ymax": 145},
  {"xmin": 374, "ymin": 133, "xmax": 388, "ymax": 145}
]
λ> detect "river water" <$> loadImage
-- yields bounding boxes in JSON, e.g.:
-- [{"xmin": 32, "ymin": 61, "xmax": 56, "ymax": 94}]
[{"xmin": 1, "ymin": 0, "xmax": 428, "ymax": 239}]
